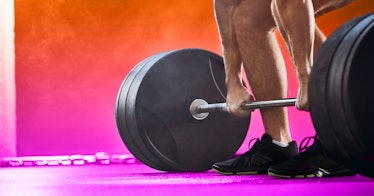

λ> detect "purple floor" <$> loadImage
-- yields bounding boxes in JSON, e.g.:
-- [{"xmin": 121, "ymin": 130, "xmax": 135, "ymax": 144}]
[{"xmin": 1, "ymin": 162, "xmax": 373, "ymax": 196}]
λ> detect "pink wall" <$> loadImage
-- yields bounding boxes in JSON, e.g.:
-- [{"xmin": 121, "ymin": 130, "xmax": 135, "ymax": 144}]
[
  {"xmin": 11, "ymin": 0, "xmax": 374, "ymax": 156},
  {"xmin": 0, "ymin": 0, "xmax": 16, "ymax": 157}
]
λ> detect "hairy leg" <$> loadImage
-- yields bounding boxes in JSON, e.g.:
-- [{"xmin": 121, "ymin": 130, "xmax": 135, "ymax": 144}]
[
  {"xmin": 214, "ymin": 0, "xmax": 253, "ymax": 118},
  {"xmin": 271, "ymin": 0, "xmax": 354, "ymax": 111},
  {"xmin": 232, "ymin": 0, "xmax": 292, "ymax": 143},
  {"xmin": 271, "ymin": 0, "xmax": 315, "ymax": 111}
]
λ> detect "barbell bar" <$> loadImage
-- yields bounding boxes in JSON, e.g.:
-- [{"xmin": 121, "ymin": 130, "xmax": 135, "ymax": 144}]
[{"xmin": 190, "ymin": 98, "xmax": 297, "ymax": 120}]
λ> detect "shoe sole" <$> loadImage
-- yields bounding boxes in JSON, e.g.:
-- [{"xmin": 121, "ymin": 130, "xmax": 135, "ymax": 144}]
[
  {"xmin": 319, "ymin": 167, "xmax": 356, "ymax": 177},
  {"xmin": 268, "ymin": 167, "xmax": 356, "ymax": 179},
  {"xmin": 213, "ymin": 168, "xmax": 261, "ymax": 175},
  {"xmin": 268, "ymin": 170, "xmax": 323, "ymax": 178}
]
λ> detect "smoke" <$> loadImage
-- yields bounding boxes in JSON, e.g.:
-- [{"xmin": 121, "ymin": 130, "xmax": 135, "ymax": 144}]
[{"xmin": 14, "ymin": 0, "xmax": 221, "ymax": 155}]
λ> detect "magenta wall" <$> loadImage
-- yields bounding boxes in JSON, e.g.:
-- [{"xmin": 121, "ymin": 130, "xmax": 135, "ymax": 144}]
[{"xmin": 13, "ymin": 0, "xmax": 374, "ymax": 156}]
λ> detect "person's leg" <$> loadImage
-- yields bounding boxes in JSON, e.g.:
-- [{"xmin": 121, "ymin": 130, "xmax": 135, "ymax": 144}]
[
  {"xmin": 234, "ymin": 0, "xmax": 293, "ymax": 143},
  {"xmin": 214, "ymin": 0, "xmax": 253, "ymax": 118},
  {"xmin": 268, "ymin": 0, "xmax": 356, "ymax": 178},
  {"xmin": 212, "ymin": 0, "xmax": 298, "ymax": 175},
  {"xmin": 215, "ymin": 0, "xmax": 292, "ymax": 143},
  {"xmin": 270, "ymin": 0, "xmax": 354, "ymax": 110},
  {"xmin": 271, "ymin": 0, "xmax": 314, "ymax": 111}
]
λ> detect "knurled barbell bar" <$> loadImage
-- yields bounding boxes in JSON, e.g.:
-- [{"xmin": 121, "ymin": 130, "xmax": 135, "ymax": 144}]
[
  {"xmin": 115, "ymin": 13, "xmax": 374, "ymax": 177},
  {"xmin": 189, "ymin": 98, "xmax": 296, "ymax": 120}
]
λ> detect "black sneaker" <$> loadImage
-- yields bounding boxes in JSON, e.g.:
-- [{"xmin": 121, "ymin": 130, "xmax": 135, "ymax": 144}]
[
  {"xmin": 212, "ymin": 134, "xmax": 298, "ymax": 175},
  {"xmin": 268, "ymin": 136, "xmax": 356, "ymax": 178}
]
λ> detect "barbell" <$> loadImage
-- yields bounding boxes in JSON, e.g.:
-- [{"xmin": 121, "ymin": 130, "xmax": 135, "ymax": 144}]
[
  {"xmin": 115, "ymin": 13, "xmax": 374, "ymax": 177},
  {"xmin": 189, "ymin": 98, "xmax": 297, "ymax": 120}
]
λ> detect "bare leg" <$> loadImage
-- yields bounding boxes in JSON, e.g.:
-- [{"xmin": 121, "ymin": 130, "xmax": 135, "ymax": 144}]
[
  {"xmin": 271, "ymin": 0, "xmax": 314, "ymax": 111},
  {"xmin": 214, "ymin": 0, "xmax": 253, "ymax": 118},
  {"xmin": 215, "ymin": 0, "xmax": 292, "ymax": 143},
  {"xmin": 271, "ymin": 0, "xmax": 354, "ymax": 111}
]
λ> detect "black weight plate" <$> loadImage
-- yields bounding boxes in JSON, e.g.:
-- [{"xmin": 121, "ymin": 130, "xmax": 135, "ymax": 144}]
[
  {"xmin": 122, "ymin": 48, "xmax": 249, "ymax": 171},
  {"xmin": 310, "ymin": 13, "xmax": 374, "ymax": 177},
  {"xmin": 116, "ymin": 52, "xmax": 173, "ymax": 170},
  {"xmin": 341, "ymin": 15, "xmax": 374, "ymax": 177},
  {"xmin": 124, "ymin": 51, "xmax": 182, "ymax": 171},
  {"xmin": 310, "ymin": 14, "xmax": 366, "ymax": 161}
]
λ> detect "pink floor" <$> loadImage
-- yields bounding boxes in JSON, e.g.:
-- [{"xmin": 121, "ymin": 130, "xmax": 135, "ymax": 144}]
[{"xmin": 1, "ymin": 160, "xmax": 373, "ymax": 196}]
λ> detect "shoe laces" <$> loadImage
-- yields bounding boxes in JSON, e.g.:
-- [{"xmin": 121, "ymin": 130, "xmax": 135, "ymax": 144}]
[
  {"xmin": 248, "ymin": 135, "xmax": 319, "ymax": 153},
  {"xmin": 248, "ymin": 138, "xmax": 260, "ymax": 149},
  {"xmin": 298, "ymin": 135, "xmax": 326, "ymax": 160},
  {"xmin": 299, "ymin": 135, "xmax": 318, "ymax": 153},
  {"xmin": 239, "ymin": 137, "xmax": 262, "ymax": 159}
]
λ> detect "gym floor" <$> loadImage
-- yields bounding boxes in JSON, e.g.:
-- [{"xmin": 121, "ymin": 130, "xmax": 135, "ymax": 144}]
[{"xmin": 1, "ymin": 161, "xmax": 373, "ymax": 196}]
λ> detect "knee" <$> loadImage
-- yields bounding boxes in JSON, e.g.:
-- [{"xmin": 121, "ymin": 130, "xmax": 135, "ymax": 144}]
[
  {"xmin": 214, "ymin": 0, "xmax": 240, "ymax": 30},
  {"xmin": 271, "ymin": 0, "xmax": 312, "ymax": 14},
  {"xmin": 213, "ymin": 0, "xmax": 223, "ymax": 12},
  {"xmin": 232, "ymin": 5, "xmax": 275, "ymax": 36},
  {"xmin": 214, "ymin": 0, "xmax": 239, "ymax": 13},
  {"xmin": 233, "ymin": 17, "xmax": 272, "ymax": 38}
]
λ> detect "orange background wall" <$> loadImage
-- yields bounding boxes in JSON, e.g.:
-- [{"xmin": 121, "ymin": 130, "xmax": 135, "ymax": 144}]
[{"xmin": 14, "ymin": 0, "xmax": 374, "ymax": 155}]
